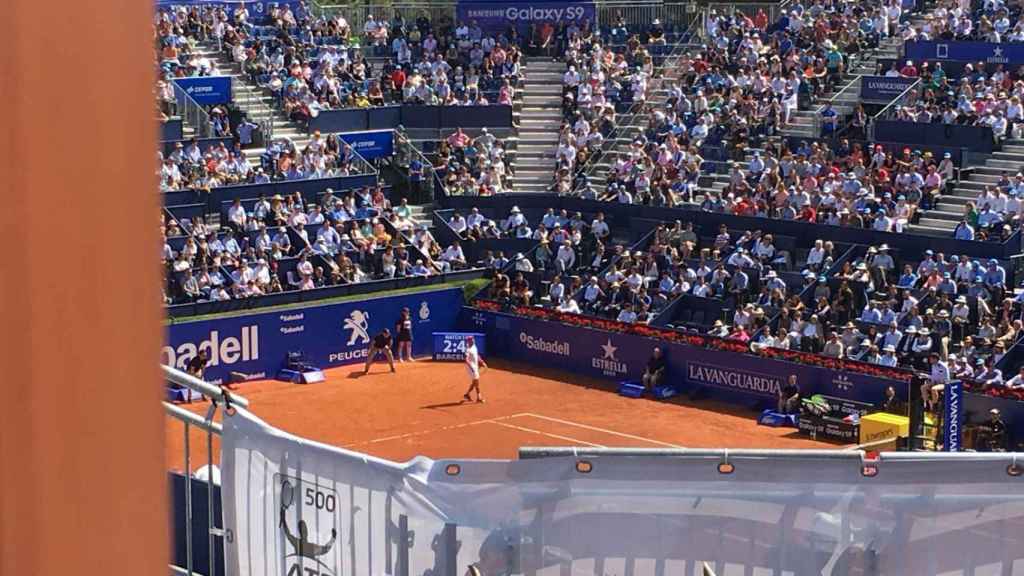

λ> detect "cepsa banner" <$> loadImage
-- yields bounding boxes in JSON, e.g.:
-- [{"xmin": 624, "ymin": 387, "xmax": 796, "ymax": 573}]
[
  {"xmin": 163, "ymin": 288, "xmax": 463, "ymax": 383},
  {"xmin": 457, "ymin": 0, "xmax": 595, "ymax": 34},
  {"xmin": 174, "ymin": 76, "xmax": 233, "ymax": 106},
  {"xmin": 338, "ymin": 130, "xmax": 394, "ymax": 160}
]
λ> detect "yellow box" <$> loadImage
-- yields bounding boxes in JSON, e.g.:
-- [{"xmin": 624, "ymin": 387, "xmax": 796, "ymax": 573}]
[{"xmin": 859, "ymin": 413, "xmax": 910, "ymax": 451}]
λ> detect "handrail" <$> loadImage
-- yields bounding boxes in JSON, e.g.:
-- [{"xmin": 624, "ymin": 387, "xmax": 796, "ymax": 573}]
[
  {"xmin": 229, "ymin": 75, "xmax": 275, "ymax": 140},
  {"xmin": 869, "ymin": 78, "xmax": 922, "ymax": 140},
  {"xmin": 172, "ymin": 81, "xmax": 214, "ymax": 138},
  {"xmin": 812, "ymin": 73, "xmax": 862, "ymax": 137},
  {"xmin": 163, "ymin": 364, "xmax": 250, "ymax": 408},
  {"xmin": 572, "ymin": 35, "xmax": 699, "ymax": 196},
  {"xmin": 394, "ymin": 130, "xmax": 446, "ymax": 200}
]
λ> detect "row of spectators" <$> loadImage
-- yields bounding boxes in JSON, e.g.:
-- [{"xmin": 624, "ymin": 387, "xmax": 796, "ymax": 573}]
[
  {"xmin": 898, "ymin": 0, "xmax": 1024, "ymax": 44},
  {"xmin": 435, "ymin": 128, "xmax": 512, "ymax": 196},
  {"xmin": 161, "ymin": 186, "xmax": 461, "ymax": 304},
  {"xmin": 223, "ymin": 7, "xmax": 526, "ymax": 118},
  {"xmin": 158, "ymin": 132, "xmax": 362, "ymax": 191},
  {"xmin": 887, "ymin": 58, "xmax": 1024, "ymax": 139}
]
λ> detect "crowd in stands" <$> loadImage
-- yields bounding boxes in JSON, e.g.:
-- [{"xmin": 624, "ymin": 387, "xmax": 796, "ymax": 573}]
[
  {"xmin": 571, "ymin": 0, "xmax": 918, "ymax": 206},
  {"xmin": 899, "ymin": 0, "xmax": 1024, "ymax": 44},
  {"xmin": 160, "ymin": 186, "xmax": 467, "ymax": 304},
  {"xmin": 158, "ymin": 132, "xmax": 363, "ymax": 191},
  {"xmin": 557, "ymin": 17, "xmax": 655, "ymax": 189},
  {"xmin": 435, "ymin": 128, "xmax": 512, "ymax": 195},
  {"xmin": 220, "ymin": 7, "xmax": 525, "ymax": 118},
  {"xmin": 887, "ymin": 57, "xmax": 1024, "ymax": 139},
  {"xmin": 472, "ymin": 207, "xmax": 1024, "ymax": 394}
]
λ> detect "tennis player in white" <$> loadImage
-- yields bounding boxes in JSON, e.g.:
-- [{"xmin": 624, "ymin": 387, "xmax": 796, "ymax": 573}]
[{"xmin": 461, "ymin": 335, "xmax": 488, "ymax": 403}]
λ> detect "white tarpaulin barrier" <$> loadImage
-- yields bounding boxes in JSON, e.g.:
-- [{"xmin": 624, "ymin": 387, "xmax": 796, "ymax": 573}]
[{"xmin": 222, "ymin": 408, "xmax": 1024, "ymax": 576}]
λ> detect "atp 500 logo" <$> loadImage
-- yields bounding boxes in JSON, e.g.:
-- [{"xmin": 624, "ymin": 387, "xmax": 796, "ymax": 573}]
[{"xmin": 277, "ymin": 474, "xmax": 339, "ymax": 576}]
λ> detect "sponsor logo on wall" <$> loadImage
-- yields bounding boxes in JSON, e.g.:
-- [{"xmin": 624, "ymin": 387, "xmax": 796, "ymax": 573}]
[
  {"xmin": 519, "ymin": 332, "xmax": 571, "ymax": 356},
  {"xmin": 280, "ymin": 312, "xmax": 305, "ymax": 335},
  {"xmin": 329, "ymin": 310, "xmax": 371, "ymax": 362},
  {"xmin": 832, "ymin": 374, "xmax": 853, "ymax": 393},
  {"xmin": 686, "ymin": 361, "xmax": 782, "ymax": 397},
  {"xmin": 593, "ymin": 338, "xmax": 628, "ymax": 376},
  {"xmin": 160, "ymin": 326, "xmax": 264, "ymax": 384},
  {"xmin": 419, "ymin": 301, "xmax": 431, "ymax": 322}
]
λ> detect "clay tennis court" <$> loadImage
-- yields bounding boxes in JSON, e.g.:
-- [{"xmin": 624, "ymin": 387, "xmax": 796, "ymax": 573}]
[{"xmin": 166, "ymin": 358, "xmax": 833, "ymax": 471}]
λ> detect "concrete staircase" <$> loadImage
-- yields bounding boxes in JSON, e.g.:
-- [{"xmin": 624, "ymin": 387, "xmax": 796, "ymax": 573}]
[
  {"xmin": 908, "ymin": 140, "xmax": 1024, "ymax": 236},
  {"xmin": 195, "ymin": 43, "xmax": 311, "ymax": 163},
  {"xmin": 782, "ymin": 36, "xmax": 901, "ymax": 138},
  {"xmin": 512, "ymin": 58, "xmax": 565, "ymax": 193}
]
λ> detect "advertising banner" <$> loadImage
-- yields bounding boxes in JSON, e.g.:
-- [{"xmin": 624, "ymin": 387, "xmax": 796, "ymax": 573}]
[
  {"xmin": 944, "ymin": 379, "xmax": 964, "ymax": 452},
  {"xmin": 904, "ymin": 40, "xmax": 1024, "ymax": 66},
  {"xmin": 157, "ymin": 0, "xmax": 304, "ymax": 17},
  {"xmin": 467, "ymin": 308, "xmax": 902, "ymax": 408},
  {"xmin": 337, "ymin": 130, "xmax": 394, "ymax": 160},
  {"xmin": 457, "ymin": 0, "xmax": 596, "ymax": 34},
  {"xmin": 164, "ymin": 288, "xmax": 463, "ymax": 383},
  {"xmin": 174, "ymin": 76, "xmax": 233, "ymax": 106},
  {"xmin": 860, "ymin": 75, "xmax": 918, "ymax": 103},
  {"xmin": 220, "ymin": 408, "xmax": 1024, "ymax": 576}
]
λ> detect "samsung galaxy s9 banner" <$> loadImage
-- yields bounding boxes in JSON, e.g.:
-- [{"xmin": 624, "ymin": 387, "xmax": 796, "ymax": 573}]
[{"xmin": 457, "ymin": 1, "xmax": 595, "ymax": 34}]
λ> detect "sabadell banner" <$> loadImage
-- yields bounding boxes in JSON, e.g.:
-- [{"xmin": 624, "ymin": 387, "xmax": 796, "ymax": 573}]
[{"xmin": 163, "ymin": 288, "xmax": 463, "ymax": 383}]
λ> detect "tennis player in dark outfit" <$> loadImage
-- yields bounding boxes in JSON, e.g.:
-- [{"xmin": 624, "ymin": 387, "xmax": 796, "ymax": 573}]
[
  {"xmin": 395, "ymin": 307, "xmax": 414, "ymax": 362},
  {"xmin": 363, "ymin": 328, "xmax": 397, "ymax": 374}
]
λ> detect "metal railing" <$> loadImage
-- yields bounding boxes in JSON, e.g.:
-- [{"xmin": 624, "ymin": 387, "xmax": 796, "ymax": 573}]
[
  {"xmin": 812, "ymin": 73, "xmax": 862, "ymax": 137},
  {"xmin": 572, "ymin": 31, "xmax": 700, "ymax": 196},
  {"xmin": 164, "ymin": 365, "xmax": 249, "ymax": 576},
  {"xmin": 394, "ymin": 131, "xmax": 442, "ymax": 201},
  {"xmin": 596, "ymin": 0, "xmax": 698, "ymax": 31},
  {"xmin": 172, "ymin": 82, "xmax": 215, "ymax": 138},
  {"xmin": 229, "ymin": 76, "xmax": 275, "ymax": 140},
  {"xmin": 310, "ymin": 2, "xmax": 455, "ymax": 40},
  {"xmin": 868, "ymin": 78, "xmax": 922, "ymax": 141}
]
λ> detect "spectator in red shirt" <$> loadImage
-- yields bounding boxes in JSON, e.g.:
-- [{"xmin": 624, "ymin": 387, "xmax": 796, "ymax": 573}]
[
  {"xmin": 900, "ymin": 59, "xmax": 918, "ymax": 77},
  {"xmin": 798, "ymin": 204, "xmax": 817, "ymax": 222}
]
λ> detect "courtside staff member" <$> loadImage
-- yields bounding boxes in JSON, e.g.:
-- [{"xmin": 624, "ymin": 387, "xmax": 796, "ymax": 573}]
[
  {"xmin": 462, "ymin": 335, "xmax": 488, "ymax": 403},
  {"xmin": 395, "ymin": 307, "xmax": 414, "ymax": 362},
  {"xmin": 184, "ymin": 349, "xmax": 209, "ymax": 403},
  {"xmin": 363, "ymin": 328, "xmax": 397, "ymax": 375}
]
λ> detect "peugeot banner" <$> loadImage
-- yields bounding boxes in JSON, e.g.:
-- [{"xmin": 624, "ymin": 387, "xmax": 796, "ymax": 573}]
[
  {"xmin": 457, "ymin": 0, "xmax": 596, "ymax": 34},
  {"xmin": 163, "ymin": 288, "xmax": 463, "ymax": 383}
]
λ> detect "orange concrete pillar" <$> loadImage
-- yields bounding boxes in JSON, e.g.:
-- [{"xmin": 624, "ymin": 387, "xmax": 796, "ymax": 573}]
[{"xmin": 0, "ymin": 0, "xmax": 165, "ymax": 574}]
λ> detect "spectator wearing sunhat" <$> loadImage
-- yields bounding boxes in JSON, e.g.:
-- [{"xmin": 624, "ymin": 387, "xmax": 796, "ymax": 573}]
[
  {"xmin": 878, "ymin": 345, "xmax": 899, "ymax": 367},
  {"xmin": 912, "ymin": 327, "xmax": 934, "ymax": 367}
]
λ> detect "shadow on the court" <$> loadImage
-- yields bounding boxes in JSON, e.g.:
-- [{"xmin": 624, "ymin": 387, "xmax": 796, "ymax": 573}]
[{"xmin": 420, "ymin": 400, "xmax": 473, "ymax": 410}]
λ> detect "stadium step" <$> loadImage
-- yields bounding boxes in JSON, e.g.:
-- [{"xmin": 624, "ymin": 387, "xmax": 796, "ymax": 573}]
[
  {"xmin": 197, "ymin": 43, "xmax": 312, "ymax": 164},
  {"xmin": 511, "ymin": 57, "xmax": 567, "ymax": 194}
]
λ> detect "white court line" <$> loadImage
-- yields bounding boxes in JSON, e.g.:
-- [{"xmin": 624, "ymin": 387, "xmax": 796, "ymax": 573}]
[
  {"xmin": 490, "ymin": 421, "xmax": 606, "ymax": 448},
  {"xmin": 344, "ymin": 413, "xmax": 531, "ymax": 448},
  {"xmin": 520, "ymin": 413, "xmax": 686, "ymax": 448}
]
